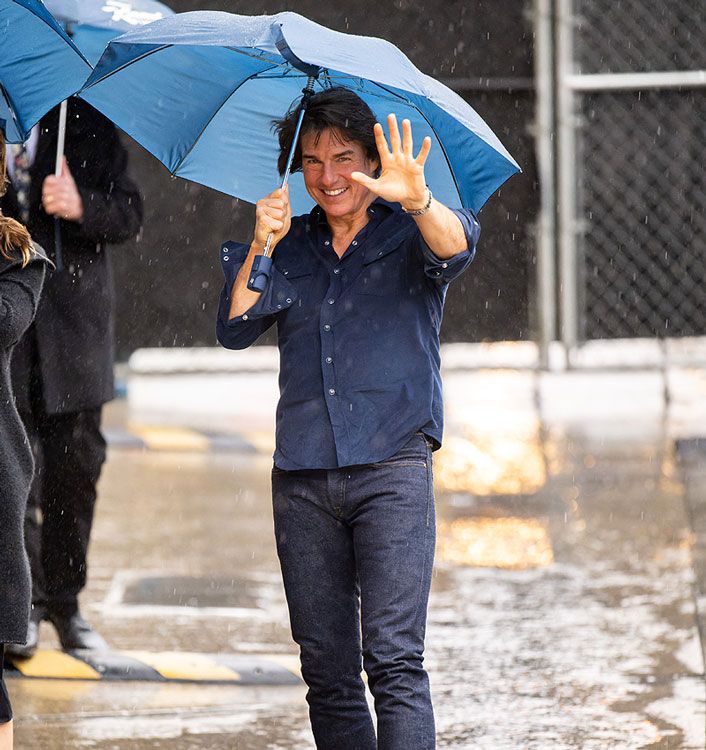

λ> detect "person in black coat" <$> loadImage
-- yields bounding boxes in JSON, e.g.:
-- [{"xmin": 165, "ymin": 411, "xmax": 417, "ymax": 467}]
[
  {"xmin": 0, "ymin": 129, "xmax": 51, "ymax": 750},
  {"xmin": 1, "ymin": 98, "xmax": 143, "ymax": 658}
]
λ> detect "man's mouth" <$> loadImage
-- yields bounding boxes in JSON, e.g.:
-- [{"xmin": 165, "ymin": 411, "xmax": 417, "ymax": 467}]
[{"xmin": 322, "ymin": 187, "xmax": 348, "ymax": 197}]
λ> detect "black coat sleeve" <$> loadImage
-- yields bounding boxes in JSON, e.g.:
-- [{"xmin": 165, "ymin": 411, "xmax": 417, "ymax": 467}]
[{"xmin": 0, "ymin": 261, "xmax": 45, "ymax": 348}]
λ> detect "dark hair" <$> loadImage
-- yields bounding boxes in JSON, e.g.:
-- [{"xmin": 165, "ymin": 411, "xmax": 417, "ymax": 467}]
[
  {"xmin": 0, "ymin": 131, "xmax": 33, "ymax": 266},
  {"xmin": 274, "ymin": 87, "xmax": 379, "ymax": 177}
]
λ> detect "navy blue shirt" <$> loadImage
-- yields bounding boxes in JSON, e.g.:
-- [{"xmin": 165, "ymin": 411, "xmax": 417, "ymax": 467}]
[{"xmin": 217, "ymin": 199, "xmax": 479, "ymax": 470}]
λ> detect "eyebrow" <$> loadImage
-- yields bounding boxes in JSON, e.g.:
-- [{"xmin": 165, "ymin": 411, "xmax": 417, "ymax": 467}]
[{"xmin": 302, "ymin": 149, "xmax": 355, "ymax": 159}]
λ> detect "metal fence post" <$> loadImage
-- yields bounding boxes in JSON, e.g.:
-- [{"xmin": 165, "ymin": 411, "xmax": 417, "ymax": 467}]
[
  {"xmin": 534, "ymin": 0, "xmax": 557, "ymax": 369},
  {"xmin": 556, "ymin": 0, "xmax": 579, "ymax": 355}
]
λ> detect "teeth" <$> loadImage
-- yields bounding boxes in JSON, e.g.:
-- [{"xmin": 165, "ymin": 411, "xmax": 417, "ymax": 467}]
[{"xmin": 323, "ymin": 188, "xmax": 347, "ymax": 196}]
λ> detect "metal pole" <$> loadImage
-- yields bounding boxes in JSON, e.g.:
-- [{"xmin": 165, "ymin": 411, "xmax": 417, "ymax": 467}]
[
  {"xmin": 247, "ymin": 76, "xmax": 317, "ymax": 293},
  {"xmin": 52, "ymin": 98, "xmax": 69, "ymax": 271},
  {"xmin": 556, "ymin": 0, "xmax": 578, "ymax": 356},
  {"xmin": 534, "ymin": 0, "xmax": 557, "ymax": 369}
]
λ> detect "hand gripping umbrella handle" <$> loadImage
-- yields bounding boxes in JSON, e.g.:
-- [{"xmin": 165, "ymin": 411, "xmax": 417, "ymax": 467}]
[{"xmin": 247, "ymin": 76, "xmax": 317, "ymax": 293}]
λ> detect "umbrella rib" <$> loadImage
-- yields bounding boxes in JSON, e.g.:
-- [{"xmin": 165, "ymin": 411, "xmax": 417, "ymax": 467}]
[
  {"xmin": 371, "ymin": 80, "xmax": 464, "ymax": 206},
  {"xmin": 81, "ymin": 44, "xmax": 173, "ymax": 89},
  {"xmin": 169, "ymin": 63, "xmax": 281, "ymax": 177}
]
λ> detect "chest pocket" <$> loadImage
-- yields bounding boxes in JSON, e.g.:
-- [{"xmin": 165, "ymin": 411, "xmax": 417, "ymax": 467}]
[
  {"xmin": 356, "ymin": 247, "xmax": 406, "ymax": 297},
  {"xmin": 278, "ymin": 266, "xmax": 314, "ymax": 314}
]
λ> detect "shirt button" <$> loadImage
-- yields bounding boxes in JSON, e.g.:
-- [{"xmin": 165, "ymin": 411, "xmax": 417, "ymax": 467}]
[
  {"xmin": 328, "ymin": 298, "xmax": 335, "ymax": 305},
  {"xmin": 328, "ymin": 388, "xmax": 336, "ymax": 396},
  {"xmin": 442, "ymin": 262, "xmax": 448, "ymax": 268},
  {"xmin": 323, "ymin": 324, "xmax": 331, "ymax": 331},
  {"xmin": 352, "ymin": 240, "xmax": 357, "ymax": 246},
  {"xmin": 326, "ymin": 357, "xmax": 333, "ymax": 363},
  {"xmin": 324, "ymin": 240, "xmax": 330, "ymax": 246},
  {"xmin": 242, "ymin": 314, "xmax": 248, "ymax": 320},
  {"xmin": 333, "ymin": 268, "xmax": 340, "ymax": 274},
  {"xmin": 283, "ymin": 270, "xmax": 289, "ymax": 275},
  {"xmin": 286, "ymin": 298, "xmax": 292, "ymax": 304},
  {"xmin": 223, "ymin": 256, "xmax": 229, "ymax": 261}
]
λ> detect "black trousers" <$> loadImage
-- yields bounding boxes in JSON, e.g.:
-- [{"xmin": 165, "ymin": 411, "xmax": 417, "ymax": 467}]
[{"xmin": 21, "ymin": 404, "xmax": 106, "ymax": 617}]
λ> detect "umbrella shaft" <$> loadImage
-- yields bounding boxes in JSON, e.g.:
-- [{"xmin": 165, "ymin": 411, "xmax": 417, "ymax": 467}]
[{"xmin": 264, "ymin": 75, "xmax": 317, "ymax": 259}]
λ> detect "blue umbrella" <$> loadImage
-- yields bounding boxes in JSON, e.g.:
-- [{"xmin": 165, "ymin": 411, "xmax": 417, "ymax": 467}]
[
  {"xmin": 80, "ymin": 11, "xmax": 520, "ymax": 217},
  {"xmin": 0, "ymin": 0, "xmax": 91, "ymax": 143},
  {"xmin": 43, "ymin": 0, "xmax": 174, "ymax": 65}
]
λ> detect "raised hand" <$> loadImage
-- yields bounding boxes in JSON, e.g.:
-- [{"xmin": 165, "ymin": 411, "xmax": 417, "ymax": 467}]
[{"xmin": 350, "ymin": 114, "xmax": 431, "ymax": 211}]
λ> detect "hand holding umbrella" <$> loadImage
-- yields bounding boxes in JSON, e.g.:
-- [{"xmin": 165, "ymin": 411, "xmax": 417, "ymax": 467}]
[
  {"xmin": 42, "ymin": 156, "xmax": 84, "ymax": 222},
  {"xmin": 351, "ymin": 114, "xmax": 432, "ymax": 212},
  {"xmin": 253, "ymin": 186, "xmax": 292, "ymax": 252}
]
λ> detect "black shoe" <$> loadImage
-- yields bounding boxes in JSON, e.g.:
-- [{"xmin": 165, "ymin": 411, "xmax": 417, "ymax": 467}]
[
  {"xmin": 4, "ymin": 617, "xmax": 41, "ymax": 660},
  {"xmin": 48, "ymin": 612, "xmax": 109, "ymax": 652}
]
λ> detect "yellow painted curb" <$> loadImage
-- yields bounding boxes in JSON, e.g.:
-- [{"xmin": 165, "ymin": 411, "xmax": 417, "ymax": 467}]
[
  {"xmin": 124, "ymin": 651, "xmax": 241, "ymax": 682},
  {"xmin": 12, "ymin": 651, "xmax": 100, "ymax": 680},
  {"xmin": 129, "ymin": 426, "xmax": 211, "ymax": 452}
]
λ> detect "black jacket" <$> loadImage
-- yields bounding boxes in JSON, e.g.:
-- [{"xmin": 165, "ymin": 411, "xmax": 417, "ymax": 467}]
[
  {"xmin": 1, "ymin": 99, "xmax": 143, "ymax": 414},
  {"xmin": 0, "ymin": 244, "xmax": 50, "ymax": 642}
]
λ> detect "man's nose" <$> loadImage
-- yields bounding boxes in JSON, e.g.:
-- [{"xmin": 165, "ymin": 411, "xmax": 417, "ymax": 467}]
[{"xmin": 320, "ymin": 163, "xmax": 338, "ymax": 186}]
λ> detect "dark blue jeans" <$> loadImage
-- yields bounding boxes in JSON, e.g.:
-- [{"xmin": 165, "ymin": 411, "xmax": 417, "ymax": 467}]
[{"xmin": 271, "ymin": 432, "xmax": 436, "ymax": 750}]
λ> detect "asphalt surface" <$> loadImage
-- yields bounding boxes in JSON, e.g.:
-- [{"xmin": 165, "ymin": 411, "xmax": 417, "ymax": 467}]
[{"xmin": 7, "ymin": 371, "xmax": 706, "ymax": 749}]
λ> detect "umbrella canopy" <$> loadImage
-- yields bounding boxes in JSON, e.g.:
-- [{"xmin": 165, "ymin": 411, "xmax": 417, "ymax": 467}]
[
  {"xmin": 0, "ymin": 0, "xmax": 91, "ymax": 142},
  {"xmin": 80, "ymin": 10, "xmax": 520, "ymax": 215},
  {"xmin": 44, "ymin": 0, "xmax": 174, "ymax": 64}
]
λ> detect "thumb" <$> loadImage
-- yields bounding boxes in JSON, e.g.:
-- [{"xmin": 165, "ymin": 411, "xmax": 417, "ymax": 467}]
[
  {"xmin": 60, "ymin": 156, "xmax": 72, "ymax": 180},
  {"xmin": 350, "ymin": 171, "xmax": 376, "ymax": 189}
]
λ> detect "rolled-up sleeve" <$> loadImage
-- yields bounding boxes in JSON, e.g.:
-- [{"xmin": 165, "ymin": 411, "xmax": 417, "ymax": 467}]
[
  {"xmin": 216, "ymin": 241, "xmax": 298, "ymax": 350},
  {"xmin": 418, "ymin": 208, "xmax": 480, "ymax": 284}
]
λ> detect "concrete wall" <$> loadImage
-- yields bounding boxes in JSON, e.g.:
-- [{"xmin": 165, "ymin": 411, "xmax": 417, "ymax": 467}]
[{"xmin": 111, "ymin": 0, "xmax": 538, "ymax": 358}]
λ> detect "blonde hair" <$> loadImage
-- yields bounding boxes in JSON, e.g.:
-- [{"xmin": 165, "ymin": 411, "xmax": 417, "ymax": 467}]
[{"xmin": 0, "ymin": 131, "xmax": 34, "ymax": 267}]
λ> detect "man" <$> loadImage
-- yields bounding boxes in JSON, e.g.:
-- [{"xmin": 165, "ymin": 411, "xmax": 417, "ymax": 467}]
[
  {"xmin": 2, "ymin": 98, "xmax": 142, "ymax": 657},
  {"xmin": 217, "ymin": 88, "xmax": 479, "ymax": 750}
]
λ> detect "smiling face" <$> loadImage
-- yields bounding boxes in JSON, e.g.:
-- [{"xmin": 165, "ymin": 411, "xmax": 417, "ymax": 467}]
[{"xmin": 301, "ymin": 128, "xmax": 379, "ymax": 223}]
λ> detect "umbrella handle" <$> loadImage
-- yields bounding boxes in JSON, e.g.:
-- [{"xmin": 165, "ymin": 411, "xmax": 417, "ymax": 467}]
[
  {"xmin": 248, "ymin": 254, "xmax": 273, "ymax": 294},
  {"xmin": 247, "ymin": 76, "xmax": 317, "ymax": 293}
]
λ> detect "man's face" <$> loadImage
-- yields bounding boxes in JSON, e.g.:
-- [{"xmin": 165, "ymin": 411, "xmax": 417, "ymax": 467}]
[{"xmin": 301, "ymin": 128, "xmax": 379, "ymax": 222}]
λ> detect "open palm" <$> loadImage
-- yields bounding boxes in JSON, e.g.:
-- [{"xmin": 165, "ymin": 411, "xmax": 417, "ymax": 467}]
[{"xmin": 351, "ymin": 114, "xmax": 431, "ymax": 208}]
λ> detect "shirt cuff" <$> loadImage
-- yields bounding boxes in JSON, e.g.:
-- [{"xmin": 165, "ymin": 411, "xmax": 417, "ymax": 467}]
[
  {"xmin": 218, "ymin": 241, "xmax": 299, "ymax": 326},
  {"xmin": 419, "ymin": 208, "xmax": 480, "ymax": 284}
]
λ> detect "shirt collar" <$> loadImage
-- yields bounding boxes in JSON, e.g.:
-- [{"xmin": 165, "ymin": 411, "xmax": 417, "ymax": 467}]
[{"xmin": 310, "ymin": 197, "xmax": 398, "ymax": 227}]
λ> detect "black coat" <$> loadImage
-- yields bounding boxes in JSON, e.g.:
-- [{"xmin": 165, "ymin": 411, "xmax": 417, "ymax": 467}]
[
  {"xmin": 1, "ymin": 99, "xmax": 143, "ymax": 415},
  {"xmin": 0, "ymin": 245, "xmax": 50, "ymax": 643}
]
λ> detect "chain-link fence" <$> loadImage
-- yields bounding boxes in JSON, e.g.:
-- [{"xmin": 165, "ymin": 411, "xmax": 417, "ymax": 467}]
[{"xmin": 559, "ymin": 0, "xmax": 706, "ymax": 342}]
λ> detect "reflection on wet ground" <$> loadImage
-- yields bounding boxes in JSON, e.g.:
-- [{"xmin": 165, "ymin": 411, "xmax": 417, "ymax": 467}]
[{"xmin": 10, "ymin": 400, "xmax": 706, "ymax": 748}]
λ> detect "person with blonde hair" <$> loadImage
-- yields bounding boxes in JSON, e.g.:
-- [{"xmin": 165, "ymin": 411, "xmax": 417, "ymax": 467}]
[{"xmin": 0, "ymin": 130, "xmax": 51, "ymax": 750}]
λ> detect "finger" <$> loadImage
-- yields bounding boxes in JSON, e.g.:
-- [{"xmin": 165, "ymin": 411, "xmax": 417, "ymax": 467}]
[
  {"xmin": 387, "ymin": 113, "xmax": 402, "ymax": 153},
  {"xmin": 261, "ymin": 215, "xmax": 284, "ymax": 232},
  {"xmin": 402, "ymin": 119, "xmax": 413, "ymax": 158},
  {"xmin": 60, "ymin": 156, "xmax": 69, "ymax": 178},
  {"xmin": 261, "ymin": 205, "xmax": 285, "ymax": 221},
  {"xmin": 415, "ymin": 136, "xmax": 432, "ymax": 166},
  {"xmin": 373, "ymin": 122, "xmax": 390, "ymax": 160}
]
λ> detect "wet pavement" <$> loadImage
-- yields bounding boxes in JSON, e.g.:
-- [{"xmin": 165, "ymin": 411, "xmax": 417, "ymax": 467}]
[{"xmin": 8, "ymin": 367, "xmax": 706, "ymax": 748}]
